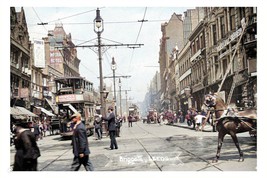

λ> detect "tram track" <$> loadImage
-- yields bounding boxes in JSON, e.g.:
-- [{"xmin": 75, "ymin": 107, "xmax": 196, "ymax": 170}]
[
  {"xmin": 132, "ymin": 122, "xmax": 223, "ymax": 171},
  {"xmin": 39, "ymin": 147, "xmax": 71, "ymax": 171},
  {"xmin": 127, "ymin": 124, "xmax": 163, "ymax": 171}
]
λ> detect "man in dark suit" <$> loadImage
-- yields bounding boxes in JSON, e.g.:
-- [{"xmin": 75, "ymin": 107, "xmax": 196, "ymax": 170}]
[
  {"xmin": 103, "ymin": 106, "xmax": 118, "ymax": 150},
  {"xmin": 128, "ymin": 114, "xmax": 133, "ymax": 127},
  {"xmin": 70, "ymin": 113, "xmax": 94, "ymax": 171},
  {"xmin": 13, "ymin": 123, "xmax": 41, "ymax": 171}
]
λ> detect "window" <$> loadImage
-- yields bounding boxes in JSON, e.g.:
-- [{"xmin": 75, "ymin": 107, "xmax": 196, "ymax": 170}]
[
  {"xmin": 230, "ymin": 8, "xmax": 236, "ymax": 31},
  {"xmin": 196, "ymin": 38, "xmax": 200, "ymax": 51},
  {"xmin": 212, "ymin": 24, "xmax": 217, "ymax": 45},
  {"xmin": 75, "ymin": 80, "xmax": 81, "ymax": 89},
  {"xmin": 220, "ymin": 16, "xmax": 226, "ymax": 38},
  {"xmin": 239, "ymin": 8, "xmax": 246, "ymax": 27},
  {"xmin": 192, "ymin": 42, "xmax": 195, "ymax": 54},
  {"xmin": 200, "ymin": 35, "xmax": 204, "ymax": 49},
  {"xmin": 223, "ymin": 58, "xmax": 228, "ymax": 74}
]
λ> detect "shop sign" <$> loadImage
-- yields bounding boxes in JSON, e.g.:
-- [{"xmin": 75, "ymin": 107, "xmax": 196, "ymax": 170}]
[{"xmin": 217, "ymin": 28, "xmax": 242, "ymax": 52}]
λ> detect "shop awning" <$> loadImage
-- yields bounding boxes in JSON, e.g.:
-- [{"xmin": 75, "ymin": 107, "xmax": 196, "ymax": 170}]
[
  {"xmin": 15, "ymin": 106, "xmax": 38, "ymax": 117},
  {"xmin": 35, "ymin": 107, "xmax": 55, "ymax": 116},
  {"xmin": 10, "ymin": 107, "xmax": 21, "ymax": 115},
  {"xmin": 12, "ymin": 115, "xmax": 27, "ymax": 120}
]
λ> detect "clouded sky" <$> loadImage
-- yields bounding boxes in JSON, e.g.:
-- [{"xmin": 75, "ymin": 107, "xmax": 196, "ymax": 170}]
[{"xmin": 21, "ymin": 6, "xmax": 190, "ymax": 102}]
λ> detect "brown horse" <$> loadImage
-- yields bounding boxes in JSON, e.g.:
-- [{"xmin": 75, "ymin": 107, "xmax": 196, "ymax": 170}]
[{"xmin": 204, "ymin": 94, "xmax": 257, "ymax": 162}]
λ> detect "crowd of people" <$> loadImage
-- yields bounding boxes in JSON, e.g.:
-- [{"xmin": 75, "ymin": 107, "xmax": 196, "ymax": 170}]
[{"xmin": 144, "ymin": 107, "xmax": 210, "ymax": 132}]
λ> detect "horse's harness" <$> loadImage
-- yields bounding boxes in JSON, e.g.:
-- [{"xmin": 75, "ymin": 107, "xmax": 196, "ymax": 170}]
[{"xmin": 205, "ymin": 94, "xmax": 256, "ymax": 131}]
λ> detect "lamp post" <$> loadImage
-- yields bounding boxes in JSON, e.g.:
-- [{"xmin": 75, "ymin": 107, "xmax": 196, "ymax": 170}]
[
  {"xmin": 118, "ymin": 78, "xmax": 122, "ymax": 117},
  {"xmin": 94, "ymin": 8, "xmax": 107, "ymax": 133},
  {"xmin": 111, "ymin": 57, "xmax": 117, "ymax": 118},
  {"xmin": 94, "ymin": 8, "xmax": 104, "ymax": 114}
]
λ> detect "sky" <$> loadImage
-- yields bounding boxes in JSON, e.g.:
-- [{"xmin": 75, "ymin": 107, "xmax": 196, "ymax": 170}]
[
  {"xmin": 20, "ymin": 6, "xmax": 190, "ymax": 103},
  {"xmin": 1, "ymin": 1, "xmax": 267, "ymax": 178}
]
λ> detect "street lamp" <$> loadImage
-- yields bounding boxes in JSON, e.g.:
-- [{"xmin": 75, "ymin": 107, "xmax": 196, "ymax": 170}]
[
  {"xmin": 94, "ymin": 8, "xmax": 106, "ymax": 133},
  {"xmin": 111, "ymin": 57, "xmax": 117, "ymax": 118},
  {"xmin": 94, "ymin": 8, "xmax": 104, "ymax": 114},
  {"xmin": 118, "ymin": 78, "xmax": 122, "ymax": 117}
]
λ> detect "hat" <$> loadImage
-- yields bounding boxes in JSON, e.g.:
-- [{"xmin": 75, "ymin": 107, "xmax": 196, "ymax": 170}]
[
  {"xmin": 108, "ymin": 106, "xmax": 113, "ymax": 111},
  {"xmin": 71, "ymin": 112, "xmax": 81, "ymax": 119}
]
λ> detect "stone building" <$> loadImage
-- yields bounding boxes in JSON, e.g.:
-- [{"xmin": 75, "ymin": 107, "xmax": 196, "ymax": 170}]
[
  {"xmin": 204, "ymin": 7, "xmax": 257, "ymax": 107},
  {"xmin": 159, "ymin": 13, "xmax": 183, "ymax": 111},
  {"xmin": 188, "ymin": 20, "xmax": 208, "ymax": 110},
  {"xmin": 175, "ymin": 8, "xmax": 205, "ymax": 112},
  {"xmin": 43, "ymin": 23, "xmax": 80, "ymax": 78},
  {"xmin": 10, "ymin": 7, "xmax": 31, "ymax": 108},
  {"xmin": 175, "ymin": 41, "xmax": 191, "ymax": 112}
]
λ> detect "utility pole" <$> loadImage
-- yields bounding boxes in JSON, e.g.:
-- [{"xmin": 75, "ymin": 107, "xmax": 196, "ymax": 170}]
[
  {"xmin": 111, "ymin": 57, "xmax": 117, "ymax": 117},
  {"xmin": 125, "ymin": 90, "xmax": 128, "ymax": 118},
  {"xmin": 118, "ymin": 78, "xmax": 122, "ymax": 117},
  {"xmin": 117, "ymin": 89, "xmax": 131, "ymax": 118},
  {"xmin": 102, "ymin": 75, "xmax": 131, "ymax": 117}
]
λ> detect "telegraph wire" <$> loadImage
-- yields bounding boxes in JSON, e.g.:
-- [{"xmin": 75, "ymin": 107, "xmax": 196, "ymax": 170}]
[
  {"xmin": 28, "ymin": 17, "xmax": 199, "ymax": 26},
  {"xmin": 32, "ymin": 8, "xmax": 48, "ymax": 31},
  {"xmin": 32, "ymin": 7, "xmax": 75, "ymax": 77},
  {"xmin": 47, "ymin": 7, "xmax": 105, "ymax": 24},
  {"xmin": 128, "ymin": 7, "xmax": 147, "ymax": 73}
]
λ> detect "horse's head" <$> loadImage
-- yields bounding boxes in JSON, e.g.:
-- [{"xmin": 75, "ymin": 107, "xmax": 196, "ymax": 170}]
[{"xmin": 204, "ymin": 94, "xmax": 217, "ymax": 107}]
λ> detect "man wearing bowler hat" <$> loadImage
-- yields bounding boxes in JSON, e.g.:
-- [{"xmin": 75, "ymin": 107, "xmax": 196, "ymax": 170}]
[
  {"xmin": 103, "ymin": 106, "xmax": 118, "ymax": 150},
  {"xmin": 70, "ymin": 112, "xmax": 94, "ymax": 171}
]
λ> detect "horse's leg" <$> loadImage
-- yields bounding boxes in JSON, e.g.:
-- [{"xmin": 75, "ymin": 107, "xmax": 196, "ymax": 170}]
[
  {"xmin": 213, "ymin": 131, "xmax": 226, "ymax": 163},
  {"xmin": 229, "ymin": 132, "xmax": 244, "ymax": 162}
]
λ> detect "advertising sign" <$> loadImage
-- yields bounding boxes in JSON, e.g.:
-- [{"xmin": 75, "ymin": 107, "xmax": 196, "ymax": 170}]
[{"xmin": 33, "ymin": 39, "xmax": 45, "ymax": 68}]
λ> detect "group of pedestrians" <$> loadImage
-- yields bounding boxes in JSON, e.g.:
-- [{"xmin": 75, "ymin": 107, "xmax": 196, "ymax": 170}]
[
  {"xmin": 159, "ymin": 108, "xmax": 208, "ymax": 131},
  {"xmin": 12, "ymin": 106, "xmax": 123, "ymax": 171}
]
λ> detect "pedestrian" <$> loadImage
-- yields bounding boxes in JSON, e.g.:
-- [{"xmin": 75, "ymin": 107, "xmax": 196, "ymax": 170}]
[
  {"xmin": 128, "ymin": 114, "xmax": 133, "ymax": 127},
  {"xmin": 190, "ymin": 108, "xmax": 197, "ymax": 129},
  {"xmin": 70, "ymin": 113, "xmax": 94, "ymax": 171},
  {"xmin": 102, "ymin": 106, "xmax": 118, "ymax": 150},
  {"xmin": 194, "ymin": 112, "xmax": 207, "ymax": 131},
  {"xmin": 186, "ymin": 109, "xmax": 192, "ymax": 126},
  {"xmin": 93, "ymin": 114, "xmax": 102, "ymax": 140},
  {"xmin": 115, "ymin": 116, "xmax": 122, "ymax": 137},
  {"xmin": 38, "ymin": 121, "xmax": 43, "ymax": 140},
  {"xmin": 13, "ymin": 122, "xmax": 41, "ymax": 171},
  {"xmin": 160, "ymin": 113, "xmax": 164, "ymax": 124},
  {"xmin": 33, "ymin": 121, "xmax": 40, "ymax": 141},
  {"xmin": 43, "ymin": 121, "xmax": 48, "ymax": 137}
]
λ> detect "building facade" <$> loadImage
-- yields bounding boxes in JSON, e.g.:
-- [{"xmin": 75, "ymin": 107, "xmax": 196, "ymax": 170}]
[
  {"xmin": 10, "ymin": 7, "xmax": 31, "ymax": 109},
  {"xmin": 175, "ymin": 8, "xmax": 205, "ymax": 112},
  {"xmin": 157, "ymin": 7, "xmax": 257, "ymax": 114},
  {"xmin": 204, "ymin": 7, "xmax": 257, "ymax": 108},
  {"xmin": 159, "ymin": 13, "xmax": 183, "ymax": 111},
  {"xmin": 45, "ymin": 23, "xmax": 80, "ymax": 77},
  {"xmin": 188, "ymin": 20, "xmax": 208, "ymax": 110}
]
